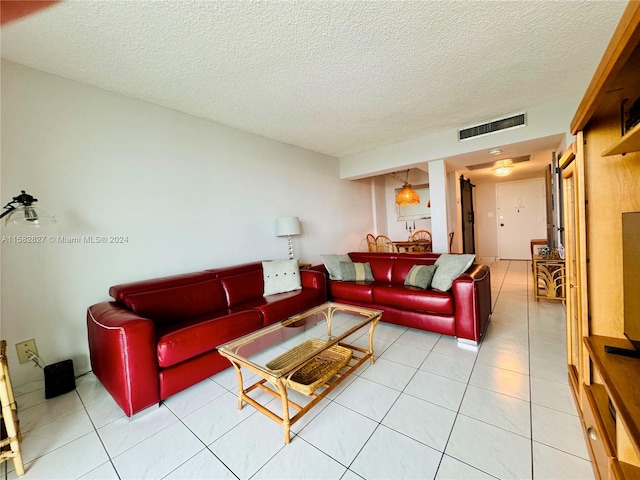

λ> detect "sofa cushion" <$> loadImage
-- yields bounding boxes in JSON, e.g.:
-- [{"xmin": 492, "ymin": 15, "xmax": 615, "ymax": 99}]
[
  {"xmin": 110, "ymin": 271, "xmax": 218, "ymax": 303},
  {"xmin": 321, "ymin": 254, "xmax": 351, "ymax": 280},
  {"xmin": 124, "ymin": 278, "xmax": 227, "ymax": 325},
  {"xmin": 404, "ymin": 264, "xmax": 438, "ymax": 289},
  {"xmin": 348, "ymin": 252, "xmax": 394, "ymax": 283},
  {"xmin": 328, "ymin": 281, "xmax": 375, "ymax": 303},
  {"xmin": 373, "ymin": 285, "xmax": 454, "ymax": 315},
  {"xmin": 262, "ymin": 259, "xmax": 301, "ymax": 296},
  {"xmin": 156, "ymin": 310, "xmax": 264, "ymax": 368},
  {"xmin": 232, "ymin": 288, "xmax": 325, "ymax": 327},
  {"xmin": 220, "ymin": 269, "xmax": 264, "ymax": 308},
  {"xmin": 340, "ymin": 261, "xmax": 375, "ymax": 282},
  {"xmin": 432, "ymin": 254, "xmax": 476, "ymax": 292},
  {"xmin": 391, "ymin": 256, "xmax": 437, "ymax": 284}
]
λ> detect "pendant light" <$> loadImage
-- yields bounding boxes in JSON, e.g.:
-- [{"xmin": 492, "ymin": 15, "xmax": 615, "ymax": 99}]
[{"xmin": 392, "ymin": 170, "xmax": 420, "ymax": 206}]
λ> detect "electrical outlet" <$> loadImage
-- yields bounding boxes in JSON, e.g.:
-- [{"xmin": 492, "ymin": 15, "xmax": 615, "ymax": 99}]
[{"xmin": 15, "ymin": 339, "xmax": 38, "ymax": 364}]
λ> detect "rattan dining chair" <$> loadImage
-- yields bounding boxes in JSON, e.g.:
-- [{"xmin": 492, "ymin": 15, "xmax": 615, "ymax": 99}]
[
  {"xmin": 375, "ymin": 235, "xmax": 396, "ymax": 252},
  {"xmin": 410, "ymin": 230, "xmax": 432, "ymax": 252},
  {"xmin": 366, "ymin": 233, "xmax": 377, "ymax": 252}
]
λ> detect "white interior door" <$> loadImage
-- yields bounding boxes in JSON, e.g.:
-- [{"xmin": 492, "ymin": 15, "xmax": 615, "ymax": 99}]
[{"xmin": 497, "ymin": 178, "xmax": 547, "ymax": 260}]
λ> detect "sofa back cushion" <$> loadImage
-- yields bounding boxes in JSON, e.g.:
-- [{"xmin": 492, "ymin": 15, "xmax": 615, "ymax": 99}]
[
  {"xmin": 110, "ymin": 271, "xmax": 218, "ymax": 303},
  {"xmin": 348, "ymin": 252, "xmax": 394, "ymax": 283},
  {"xmin": 123, "ymin": 278, "xmax": 228, "ymax": 325},
  {"xmin": 391, "ymin": 256, "xmax": 438, "ymax": 284},
  {"xmin": 347, "ymin": 252, "xmax": 440, "ymax": 285},
  {"xmin": 220, "ymin": 268, "xmax": 264, "ymax": 308}
]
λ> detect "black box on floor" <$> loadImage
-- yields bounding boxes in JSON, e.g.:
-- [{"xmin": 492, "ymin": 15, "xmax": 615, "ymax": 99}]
[{"xmin": 44, "ymin": 359, "xmax": 75, "ymax": 399}]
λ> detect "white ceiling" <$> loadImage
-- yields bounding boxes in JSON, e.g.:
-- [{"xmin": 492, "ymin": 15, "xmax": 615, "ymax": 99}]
[{"xmin": 0, "ymin": 0, "xmax": 628, "ymax": 169}]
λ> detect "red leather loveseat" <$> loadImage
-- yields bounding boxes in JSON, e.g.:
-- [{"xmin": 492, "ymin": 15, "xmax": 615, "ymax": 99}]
[
  {"xmin": 87, "ymin": 261, "xmax": 326, "ymax": 416},
  {"xmin": 314, "ymin": 252, "xmax": 491, "ymax": 344}
]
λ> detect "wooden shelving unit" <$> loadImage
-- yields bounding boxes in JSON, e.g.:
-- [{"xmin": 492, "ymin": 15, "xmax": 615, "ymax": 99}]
[
  {"xmin": 584, "ymin": 336, "xmax": 640, "ymax": 478},
  {"xmin": 602, "ymin": 122, "xmax": 640, "ymax": 156},
  {"xmin": 565, "ymin": 3, "xmax": 640, "ymax": 479}
]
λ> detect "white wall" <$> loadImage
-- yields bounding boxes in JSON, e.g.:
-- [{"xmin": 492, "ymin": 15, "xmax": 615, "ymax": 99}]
[
  {"xmin": 371, "ymin": 176, "xmax": 387, "ymax": 237},
  {"xmin": 428, "ymin": 160, "xmax": 448, "ymax": 252},
  {"xmin": 0, "ymin": 61, "xmax": 374, "ymax": 386},
  {"xmin": 474, "ymin": 182, "xmax": 499, "ymax": 260}
]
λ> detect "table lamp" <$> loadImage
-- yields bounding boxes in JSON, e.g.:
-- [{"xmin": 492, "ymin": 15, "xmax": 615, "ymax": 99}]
[{"xmin": 276, "ymin": 216, "xmax": 301, "ymax": 260}]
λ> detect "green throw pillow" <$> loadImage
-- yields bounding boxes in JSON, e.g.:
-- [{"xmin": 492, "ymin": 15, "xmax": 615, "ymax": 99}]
[
  {"xmin": 431, "ymin": 254, "xmax": 475, "ymax": 292},
  {"xmin": 321, "ymin": 254, "xmax": 351, "ymax": 280},
  {"xmin": 404, "ymin": 264, "xmax": 438, "ymax": 289},
  {"xmin": 339, "ymin": 261, "xmax": 374, "ymax": 282}
]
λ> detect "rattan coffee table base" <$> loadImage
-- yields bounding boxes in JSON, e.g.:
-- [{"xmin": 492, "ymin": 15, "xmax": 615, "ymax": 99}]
[
  {"xmin": 218, "ymin": 302, "xmax": 382, "ymax": 444},
  {"xmin": 227, "ymin": 341, "xmax": 372, "ymax": 443}
]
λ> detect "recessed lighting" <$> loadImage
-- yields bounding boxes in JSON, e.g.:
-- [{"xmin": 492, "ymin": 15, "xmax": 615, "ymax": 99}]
[{"xmin": 489, "ymin": 149, "xmax": 501, "ymax": 156}]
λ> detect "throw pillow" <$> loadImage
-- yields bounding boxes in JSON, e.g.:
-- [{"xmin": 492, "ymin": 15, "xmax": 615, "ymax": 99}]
[
  {"xmin": 262, "ymin": 259, "xmax": 302, "ymax": 296},
  {"xmin": 339, "ymin": 261, "xmax": 374, "ymax": 282},
  {"xmin": 431, "ymin": 254, "xmax": 476, "ymax": 292},
  {"xmin": 321, "ymin": 254, "xmax": 352, "ymax": 280},
  {"xmin": 404, "ymin": 264, "xmax": 438, "ymax": 289}
]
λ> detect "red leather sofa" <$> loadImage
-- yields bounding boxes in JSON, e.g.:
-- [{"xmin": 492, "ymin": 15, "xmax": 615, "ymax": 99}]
[
  {"xmin": 86, "ymin": 262, "xmax": 327, "ymax": 416},
  {"xmin": 313, "ymin": 252, "xmax": 491, "ymax": 344}
]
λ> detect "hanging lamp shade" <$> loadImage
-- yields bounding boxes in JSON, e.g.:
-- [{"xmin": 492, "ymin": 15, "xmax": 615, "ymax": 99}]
[{"xmin": 395, "ymin": 183, "xmax": 420, "ymax": 206}]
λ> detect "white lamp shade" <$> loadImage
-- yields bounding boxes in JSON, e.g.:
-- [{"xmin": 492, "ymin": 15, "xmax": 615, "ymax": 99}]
[{"xmin": 276, "ymin": 216, "xmax": 301, "ymax": 237}]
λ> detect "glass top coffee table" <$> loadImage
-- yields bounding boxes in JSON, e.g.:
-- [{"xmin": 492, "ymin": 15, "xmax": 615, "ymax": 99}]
[{"xmin": 217, "ymin": 301, "xmax": 382, "ymax": 443}]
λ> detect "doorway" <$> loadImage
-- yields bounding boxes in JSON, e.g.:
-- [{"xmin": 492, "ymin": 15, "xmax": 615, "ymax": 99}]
[{"xmin": 496, "ymin": 178, "xmax": 547, "ymax": 260}]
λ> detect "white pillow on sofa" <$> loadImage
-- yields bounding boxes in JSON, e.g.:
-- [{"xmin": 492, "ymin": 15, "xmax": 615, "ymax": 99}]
[
  {"xmin": 431, "ymin": 254, "xmax": 475, "ymax": 292},
  {"xmin": 262, "ymin": 259, "xmax": 301, "ymax": 296}
]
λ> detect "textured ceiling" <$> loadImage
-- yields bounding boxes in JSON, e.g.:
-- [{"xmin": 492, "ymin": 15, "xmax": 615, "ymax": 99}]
[{"xmin": 0, "ymin": 0, "xmax": 628, "ymax": 159}]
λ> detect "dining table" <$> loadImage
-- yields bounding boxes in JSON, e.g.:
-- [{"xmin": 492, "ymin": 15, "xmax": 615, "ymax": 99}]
[{"xmin": 392, "ymin": 240, "xmax": 432, "ymax": 253}]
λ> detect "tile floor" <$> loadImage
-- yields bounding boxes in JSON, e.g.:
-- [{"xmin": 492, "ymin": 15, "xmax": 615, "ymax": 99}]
[{"xmin": 4, "ymin": 260, "xmax": 595, "ymax": 479}]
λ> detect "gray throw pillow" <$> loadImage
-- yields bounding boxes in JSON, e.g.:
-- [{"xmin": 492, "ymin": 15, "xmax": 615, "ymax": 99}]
[
  {"xmin": 431, "ymin": 254, "xmax": 475, "ymax": 292},
  {"xmin": 339, "ymin": 261, "xmax": 375, "ymax": 282},
  {"xmin": 404, "ymin": 264, "xmax": 438, "ymax": 289},
  {"xmin": 320, "ymin": 254, "xmax": 351, "ymax": 280}
]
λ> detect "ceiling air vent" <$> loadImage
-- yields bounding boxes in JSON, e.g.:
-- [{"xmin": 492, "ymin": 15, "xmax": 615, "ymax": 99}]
[{"xmin": 459, "ymin": 113, "xmax": 526, "ymax": 141}]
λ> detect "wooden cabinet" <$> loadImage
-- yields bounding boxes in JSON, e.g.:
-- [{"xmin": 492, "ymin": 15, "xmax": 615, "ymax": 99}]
[
  {"xmin": 565, "ymin": 3, "xmax": 640, "ymax": 479},
  {"xmin": 561, "ymin": 142, "xmax": 589, "ymax": 404}
]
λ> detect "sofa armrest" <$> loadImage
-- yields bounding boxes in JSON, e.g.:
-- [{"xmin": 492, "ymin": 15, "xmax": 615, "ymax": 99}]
[
  {"xmin": 87, "ymin": 302, "xmax": 159, "ymax": 416},
  {"xmin": 451, "ymin": 264, "xmax": 492, "ymax": 344},
  {"xmin": 301, "ymin": 269, "xmax": 327, "ymax": 297}
]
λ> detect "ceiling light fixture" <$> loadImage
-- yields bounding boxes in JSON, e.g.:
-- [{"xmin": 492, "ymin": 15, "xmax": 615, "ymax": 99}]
[
  {"xmin": 493, "ymin": 165, "xmax": 514, "ymax": 176},
  {"xmin": 489, "ymin": 149, "xmax": 502, "ymax": 155},
  {"xmin": 391, "ymin": 170, "xmax": 420, "ymax": 206}
]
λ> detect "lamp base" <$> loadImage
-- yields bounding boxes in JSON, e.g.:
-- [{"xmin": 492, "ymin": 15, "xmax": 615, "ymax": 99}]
[{"xmin": 287, "ymin": 236, "xmax": 294, "ymax": 260}]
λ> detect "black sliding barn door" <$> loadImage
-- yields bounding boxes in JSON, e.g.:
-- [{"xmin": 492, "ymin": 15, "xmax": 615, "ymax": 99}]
[{"xmin": 460, "ymin": 176, "xmax": 476, "ymax": 254}]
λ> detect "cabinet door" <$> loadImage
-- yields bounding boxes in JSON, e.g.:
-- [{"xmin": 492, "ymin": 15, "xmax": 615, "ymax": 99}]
[{"xmin": 561, "ymin": 138, "xmax": 589, "ymax": 400}]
